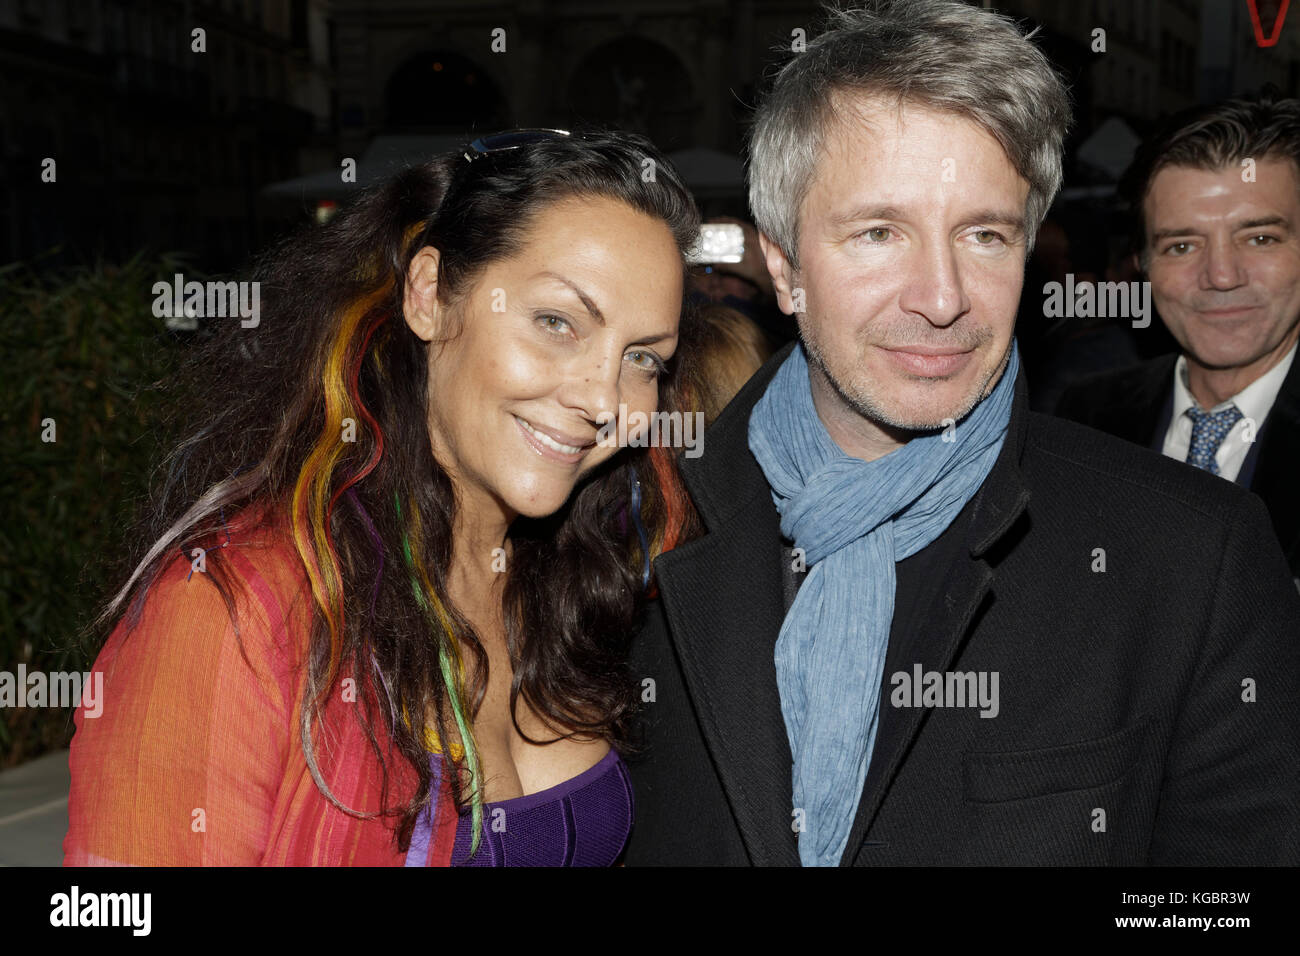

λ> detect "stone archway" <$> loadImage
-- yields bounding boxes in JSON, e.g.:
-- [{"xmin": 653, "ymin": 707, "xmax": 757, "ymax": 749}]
[
  {"xmin": 384, "ymin": 49, "xmax": 508, "ymax": 132},
  {"xmin": 566, "ymin": 36, "xmax": 696, "ymax": 149}
]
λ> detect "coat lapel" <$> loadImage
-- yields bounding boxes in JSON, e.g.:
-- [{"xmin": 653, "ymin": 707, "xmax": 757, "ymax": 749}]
[
  {"xmin": 838, "ymin": 370, "xmax": 1033, "ymax": 864},
  {"xmin": 1102, "ymin": 354, "xmax": 1178, "ymax": 448},
  {"xmin": 658, "ymin": 346, "xmax": 1032, "ymax": 868},
  {"xmin": 654, "ymin": 497, "xmax": 799, "ymax": 865},
  {"xmin": 654, "ymin": 344, "xmax": 800, "ymax": 865},
  {"xmin": 1250, "ymin": 353, "xmax": 1300, "ymax": 572}
]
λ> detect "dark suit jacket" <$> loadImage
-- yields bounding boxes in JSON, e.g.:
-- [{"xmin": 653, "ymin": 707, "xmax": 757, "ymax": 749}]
[
  {"xmin": 1055, "ymin": 352, "xmax": 1300, "ymax": 579},
  {"xmin": 624, "ymin": 342, "xmax": 1300, "ymax": 866}
]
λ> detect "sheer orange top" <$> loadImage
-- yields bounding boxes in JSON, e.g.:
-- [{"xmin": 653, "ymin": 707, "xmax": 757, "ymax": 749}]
[{"xmin": 63, "ymin": 512, "xmax": 458, "ymax": 866}]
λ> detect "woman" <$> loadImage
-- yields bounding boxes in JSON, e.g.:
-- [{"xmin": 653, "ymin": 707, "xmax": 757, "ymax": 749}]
[{"xmin": 63, "ymin": 128, "xmax": 703, "ymax": 866}]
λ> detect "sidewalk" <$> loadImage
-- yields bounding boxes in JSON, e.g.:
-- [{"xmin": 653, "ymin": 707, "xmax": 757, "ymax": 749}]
[{"xmin": 0, "ymin": 749, "xmax": 69, "ymax": 866}]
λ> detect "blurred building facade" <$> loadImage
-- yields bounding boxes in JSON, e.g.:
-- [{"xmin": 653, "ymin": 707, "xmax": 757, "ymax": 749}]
[
  {"xmin": 0, "ymin": 0, "xmax": 332, "ymax": 268},
  {"xmin": 329, "ymin": 0, "xmax": 792, "ymax": 160},
  {"xmin": 4, "ymin": 0, "xmax": 1300, "ymax": 268},
  {"xmin": 1008, "ymin": 0, "xmax": 1298, "ymax": 131}
]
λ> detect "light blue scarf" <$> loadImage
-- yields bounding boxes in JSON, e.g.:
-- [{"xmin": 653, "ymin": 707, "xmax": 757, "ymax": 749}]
[{"xmin": 748, "ymin": 340, "xmax": 1019, "ymax": 866}]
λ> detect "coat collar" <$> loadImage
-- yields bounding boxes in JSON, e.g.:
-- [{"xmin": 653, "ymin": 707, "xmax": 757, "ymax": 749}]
[
  {"xmin": 1088, "ymin": 353, "xmax": 1179, "ymax": 449},
  {"xmin": 1133, "ymin": 348, "xmax": 1300, "ymax": 568},
  {"xmin": 652, "ymin": 340, "xmax": 1032, "ymax": 865},
  {"xmin": 1251, "ymin": 344, "xmax": 1300, "ymax": 566}
]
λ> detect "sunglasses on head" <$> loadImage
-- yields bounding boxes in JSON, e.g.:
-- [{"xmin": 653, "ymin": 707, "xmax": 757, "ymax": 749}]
[
  {"xmin": 460, "ymin": 128, "xmax": 573, "ymax": 163},
  {"xmin": 426, "ymin": 129, "xmax": 575, "ymax": 234}
]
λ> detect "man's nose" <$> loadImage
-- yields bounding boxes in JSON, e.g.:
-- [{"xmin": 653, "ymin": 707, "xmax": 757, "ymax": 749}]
[
  {"xmin": 898, "ymin": 241, "xmax": 970, "ymax": 327},
  {"xmin": 1200, "ymin": 236, "xmax": 1247, "ymax": 291}
]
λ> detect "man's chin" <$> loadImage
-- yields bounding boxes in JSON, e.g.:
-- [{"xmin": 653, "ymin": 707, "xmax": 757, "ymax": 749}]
[
  {"xmin": 877, "ymin": 410, "xmax": 966, "ymax": 432},
  {"xmin": 854, "ymin": 381, "xmax": 985, "ymax": 432},
  {"xmin": 1185, "ymin": 344, "xmax": 1270, "ymax": 372}
]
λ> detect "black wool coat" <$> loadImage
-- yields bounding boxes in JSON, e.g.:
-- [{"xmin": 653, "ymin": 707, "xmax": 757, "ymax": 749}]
[
  {"xmin": 624, "ymin": 342, "xmax": 1300, "ymax": 866},
  {"xmin": 1055, "ymin": 351, "xmax": 1300, "ymax": 581}
]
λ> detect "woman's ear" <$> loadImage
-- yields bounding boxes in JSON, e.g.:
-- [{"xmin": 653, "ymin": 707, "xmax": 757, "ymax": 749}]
[{"xmin": 403, "ymin": 246, "xmax": 444, "ymax": 341}]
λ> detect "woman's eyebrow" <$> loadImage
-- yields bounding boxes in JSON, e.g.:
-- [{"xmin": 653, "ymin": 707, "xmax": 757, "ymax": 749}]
[
  {"xmin": 532, "ymin": 270, "xmax": 605, "ymax": 325},
  {"xmin": 633, "ymin": 330, "xmax": 678, "ymax": 345},
  {"xmin": 531, "ymin": 270, "xmax": 676, "ymax": 344}
]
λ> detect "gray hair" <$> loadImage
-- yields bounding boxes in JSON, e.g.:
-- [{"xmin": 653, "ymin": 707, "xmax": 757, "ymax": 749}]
[{"xmin": 748, "ymin": 0, "xmax": 1072, "ymax": 267}]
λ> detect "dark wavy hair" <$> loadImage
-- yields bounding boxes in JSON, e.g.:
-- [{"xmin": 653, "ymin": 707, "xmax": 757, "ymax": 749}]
[
  {"xmin": 88, "ymin": 128, "xmax": 704, "ymax": 852},
  {"xmin": 1121, "ymin": 84, "xmax": 1300, "ymax": 265}
]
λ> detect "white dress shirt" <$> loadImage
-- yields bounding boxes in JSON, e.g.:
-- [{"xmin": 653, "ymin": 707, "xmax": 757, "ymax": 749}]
[{"xmin": 1162, "ymin": 341, "xmax": 1298, "ymax": 482}]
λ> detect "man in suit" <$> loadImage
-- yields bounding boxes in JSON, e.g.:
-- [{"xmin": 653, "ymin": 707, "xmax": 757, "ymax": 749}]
[
  {"xmin": 623, "ymin": 0, "xmax": 1300, "ymax": 866},
  {"xmin": 1056, "ymin": 92, "xmax": 1300, "ymax": 581}
]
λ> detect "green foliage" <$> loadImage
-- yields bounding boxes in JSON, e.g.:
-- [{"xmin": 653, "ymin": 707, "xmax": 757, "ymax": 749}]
[{"xmin": 0, "ymin": 252, "xmax": 195, "ymax": 767}]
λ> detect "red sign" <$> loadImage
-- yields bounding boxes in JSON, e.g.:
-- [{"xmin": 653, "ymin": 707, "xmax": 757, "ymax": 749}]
[{"xmin": 1247, "ymin": 0, "xmax": 1291, "ymax": 48}]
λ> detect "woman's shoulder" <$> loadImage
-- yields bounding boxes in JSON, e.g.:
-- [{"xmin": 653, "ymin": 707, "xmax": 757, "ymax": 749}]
[
  {"xmin": 104, "ymin": 500, "xmax": 314, "ymax": 683},
  {"xmin": 210, "ymin": 499, "xmax": 313, "ymax": 634},
  {"xmin": 67, "ymin": 501, "xmax": 318, "ymax": 865}
]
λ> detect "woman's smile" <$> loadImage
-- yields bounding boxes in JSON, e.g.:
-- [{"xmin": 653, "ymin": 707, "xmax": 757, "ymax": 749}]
[
  {"xmin": 513, "ymin": 413, "xmax": 596, "ymax": 464},
  {"xmin": 410, "ymin": 193, "xmax": 683, "ymax": 520}
]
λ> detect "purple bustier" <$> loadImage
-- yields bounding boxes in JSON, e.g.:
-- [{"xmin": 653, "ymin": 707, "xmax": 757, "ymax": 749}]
[{"xmin": 449, "ymin": 748, "xmax": 633, "ymax": 867}]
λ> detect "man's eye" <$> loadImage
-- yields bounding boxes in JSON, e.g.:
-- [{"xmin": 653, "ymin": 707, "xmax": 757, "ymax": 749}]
[
  {"xmin": 859, "ymin": 227, "xmax": 891, "ymax": 243},
  {"xmin": 973, "ymin": 230, "xmax": 1004, "ymax": 245},
  {"xmin": 1248, "ymin": 234, "xmax": 1278, "ymax": 246},
  {"xmin": 1164, "ymin": 242, "xmax": 1193, "ymax": 256}
]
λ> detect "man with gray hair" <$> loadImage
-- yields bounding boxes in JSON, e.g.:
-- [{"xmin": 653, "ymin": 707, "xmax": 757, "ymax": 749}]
[{"xmin": 624, "ymin": 0, "xmax": 1300, "ymax": 866}]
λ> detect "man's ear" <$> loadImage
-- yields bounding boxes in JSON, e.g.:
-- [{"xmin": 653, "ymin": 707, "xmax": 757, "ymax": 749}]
[
  {"xmin": 403, "ymin": 246, "xmax": 444, "ymax": 341},
  {"xmin": 757, "ymin": 231, "xmax": 800, "ymax": 315},
  {"xmin": 1130, "ymin": 251, "xmax": 1144, "ymax": 277}
]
